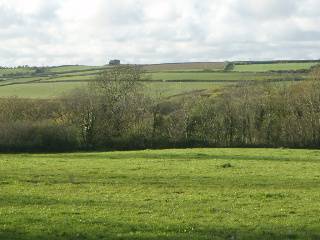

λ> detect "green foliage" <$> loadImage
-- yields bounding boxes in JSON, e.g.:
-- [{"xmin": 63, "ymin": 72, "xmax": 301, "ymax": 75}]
[
  {"xmin": 0, "ymin": 148, "xmax": 320, "ymax": 239},
  {"xmin": 224, "ymin": 62, "xmax": 235, "ymax": 71},
  {"xmin": 1, "ymin": 76, "xmax": 320, "ymax": 151},
  {"xmin": 0, "ymin": 98, "xmax": 79, "ymax": 152},
  {"xmin": 0, "ymin": 121, "xmax": 79, "ymax": 152}
]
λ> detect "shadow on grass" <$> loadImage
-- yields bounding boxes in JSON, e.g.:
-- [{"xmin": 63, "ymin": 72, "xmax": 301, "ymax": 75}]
[
  {"xmin": 34, "ymin": 151, "xmax": 320, "ymax": 163},
  {"xmin": 1, "ymin": 225, "xmax": 319, "ymax": 240}
]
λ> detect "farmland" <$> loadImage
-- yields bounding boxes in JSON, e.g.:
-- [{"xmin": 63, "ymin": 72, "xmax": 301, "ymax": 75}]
[
  {"xmin": 2, "ymin": 1, "xmax": 320, "ymax": 240},
  {"xmin": 0, "ymin": 82, "xmax": 86, "ymax": 99},
  {"xmin": 233, "ymin": 62, "xmax": 319, "ymax": 72},
  {"xmin": 1, "ymin": 148, "xmax": 319, "ymax": 240},
  {"xmin": 0, "ymin": 61, "xmax": 317, "ymax": 98},
  {"xmin": 1, "ymin": 63, "xmax": 320, "ymax": 239}
]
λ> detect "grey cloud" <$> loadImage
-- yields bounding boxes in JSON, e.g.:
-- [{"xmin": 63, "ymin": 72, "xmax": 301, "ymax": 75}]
[
  {"xmin": 0, "ymin": 0, "xmax": 319, "ymax": 66},
  {"xmin": 98, "ymin": 0, "xmax": 145, "ymax": 25},
  {"xmin": 0, "ymin": 6, "xmax": 22, "ymax": 27},
  {"xmin": 233, "ymin": 0, "xmax": 299, "ymax": 19}
]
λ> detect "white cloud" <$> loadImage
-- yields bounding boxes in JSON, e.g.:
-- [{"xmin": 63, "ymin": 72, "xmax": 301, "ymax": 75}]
[{"xmin": 0, "ymin": 0, "xmax": 319, "ymax": 66}]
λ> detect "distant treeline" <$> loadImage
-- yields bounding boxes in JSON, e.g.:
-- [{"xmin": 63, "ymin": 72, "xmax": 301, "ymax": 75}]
[{"xmin": 1, "ymin": 65, "xmax": 320, "ymax": 152}]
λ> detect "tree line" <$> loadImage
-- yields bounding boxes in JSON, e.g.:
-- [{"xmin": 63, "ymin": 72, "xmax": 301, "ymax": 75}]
[{"xmin": 0, "ymin": 65, "xmax": 320, "ymax": 152}]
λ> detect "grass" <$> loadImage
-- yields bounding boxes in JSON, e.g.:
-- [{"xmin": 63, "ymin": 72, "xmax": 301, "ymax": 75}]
[
  {"xmin": 150, "ymin": 71, "xmax": 305, "ymax": 81},
  {"xmin": 44, "ymin": 75, "xmax": 96, "ymax": 82},
  {"xmin": 0, "ymin": 148, "xmax": 320, "ymax": 239},
  {"xmin": 48, "ymin": 65, "xmax": 103, "ymax": 73},
  {"xmin": 0, "ymin": 82, "xmax": 225, "ymax": 99},
  {"xmin": 0, "ymin": 82, "xmax": 86, "ymax": 98},
  {"xmin": 144, "ymin": 82, "xmax": 225, "ymax": 97},
  {"xmin": 142, "ymin": 62, "xmax": 225, "ymax": 71},
  {"xmin": 233, "ymin": 62, "xmax": 319, "ymax": 72}
]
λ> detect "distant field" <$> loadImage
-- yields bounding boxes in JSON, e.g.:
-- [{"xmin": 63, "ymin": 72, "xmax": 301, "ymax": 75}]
[
  {"xmin": 150, "ymin": 71, "xmax": 306, "ymax": 81},
  {"xmin": 1, "ymin": 148, "xmax": 320, "ymax": 239},
  {"xmin": 48, "ymin": 65, "xmax": 104, "ymax": 73},
  {"xmin": 233, "ymin": 62, "xmax": 319, "ymax": 72},
  {"xmin": 0, "ymin": 81, "xmax": 225, "ymax": 99},
  {"xmin": 0, "ymin": 61, "xmax": 314, "ymax": 99},
  {"xmin": 144, "ymin": 82, "xmax": 224, "ymax": 97},
  {"xmin": 142, "ymin": 62, "xmax": 226, "ymax": 71},
  {"xmin": 0, "ymin": 82, "xmax": 86, "ymax": 98}
]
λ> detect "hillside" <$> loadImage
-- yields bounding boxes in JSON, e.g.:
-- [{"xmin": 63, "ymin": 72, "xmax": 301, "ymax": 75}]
[{"xmin": 0, "ymin": 60, "xmax": 318, "ymax": 98}]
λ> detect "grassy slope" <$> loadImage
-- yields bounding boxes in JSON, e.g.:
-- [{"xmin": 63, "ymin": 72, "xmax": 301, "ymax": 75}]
[
  {"xmin": 150, "ymin": 71, "xmax": 306, "ymax": 81},
  {"xmin": 0, "ymin": 82, "xmax": 223, "ymax": 99},
  {"xmin": 48, "ymin": 65, "xmax": 104, "ymax": 73},
  {"xmin": 0, "ymin": 82, "xmax": 86, "ymax": 98},
  {"xmin": 144, "ymin": 82, "xmax": 224, "ymax": 98},
  {"xmin": 0, "ymin": 62, "xmax": 314, "ymax": 98},
  {"xmin": 233, "ymin": 62, "xmax": 319, "ymax": 72},
  {"xmin": 0, "ymin": 148, "xmax": 320, "ymax": 240},
  {"xmin": 142, "ymin": 62, "xmax": 225, "ymax": 71}
]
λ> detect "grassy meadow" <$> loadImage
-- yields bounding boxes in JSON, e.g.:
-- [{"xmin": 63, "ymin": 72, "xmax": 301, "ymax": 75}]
[{"xmin": 1, "ymin": 148, "xmax": 320, "ymax": 239}]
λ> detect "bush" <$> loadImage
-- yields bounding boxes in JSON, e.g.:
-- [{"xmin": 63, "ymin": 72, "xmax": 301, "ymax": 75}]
[{"xmin": 0, "ymin": 121, "xmax": 79, "ymax": 152}]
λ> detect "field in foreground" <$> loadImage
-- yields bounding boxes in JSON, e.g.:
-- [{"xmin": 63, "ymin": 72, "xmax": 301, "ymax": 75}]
[{"xmin": 1, "ymin": 148, "xmax": 320, "ymax": 240}]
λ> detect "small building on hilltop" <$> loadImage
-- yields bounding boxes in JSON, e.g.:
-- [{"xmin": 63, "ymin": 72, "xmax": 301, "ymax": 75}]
[{"xmin": 109, "ymin": 59, "xmax": 121, "ymax": 65}]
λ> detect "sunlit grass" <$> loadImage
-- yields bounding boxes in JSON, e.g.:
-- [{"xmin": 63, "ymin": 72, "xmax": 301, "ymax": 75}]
[{"xmin": 1, "ymin": 148, "xmax": 320, "ymax": 239}]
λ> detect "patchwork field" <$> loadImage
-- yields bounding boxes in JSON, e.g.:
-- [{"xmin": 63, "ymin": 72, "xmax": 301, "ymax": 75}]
[
  {"xmin": 233, "ymin": 62, "xmax": 319, "ymax": 72},
  {"xmin": 142, "ymin": 62, "xmax": 226, "ymax": 71},
  {"xmin": 0, "ymin": 148, "xmax": 319, "ymax": 239},
  {"xmin": 0, "ymin": 82, "xmax": 223, "ymax": 99},
  {"xmin": 0, "ymin": 82, "xmax": 86, "ymax": 99},
  {"xmin": 0, "ymin": 61, "xmax": 318, "ymax": 98}
]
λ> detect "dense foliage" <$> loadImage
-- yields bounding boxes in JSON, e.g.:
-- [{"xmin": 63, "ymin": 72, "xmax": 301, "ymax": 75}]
[{"xmin": 1, "ymin": 65, "xmax": 320, "ymax": 152}]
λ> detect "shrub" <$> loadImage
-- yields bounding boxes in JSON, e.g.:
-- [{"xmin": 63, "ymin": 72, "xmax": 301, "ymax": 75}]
[{"xmin": 0, "ymin": 121, "xmax": 79, "ymax": 152}]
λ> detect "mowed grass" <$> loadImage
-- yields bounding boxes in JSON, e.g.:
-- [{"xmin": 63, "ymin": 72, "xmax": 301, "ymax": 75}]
[
  {"xmin": 0, "ymin": 148, "xmax": 320, "ymax": 240},
  {"xmin": 233, "ymin": 62, "xmax": 319, "ymax": 72}
]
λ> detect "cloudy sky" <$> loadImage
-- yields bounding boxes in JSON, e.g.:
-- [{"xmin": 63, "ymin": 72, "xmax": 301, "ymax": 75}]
[{"xmin": 1, "ymin": 0, "xmax": 320, "ymax": 66}]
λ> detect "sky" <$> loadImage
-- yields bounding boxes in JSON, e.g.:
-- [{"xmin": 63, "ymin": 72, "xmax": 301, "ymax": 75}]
[{"xmin": 0, "ymin": 0, "xmax": 320, "ymax": 66}]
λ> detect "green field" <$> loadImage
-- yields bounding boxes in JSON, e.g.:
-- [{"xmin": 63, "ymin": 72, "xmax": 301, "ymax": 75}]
[
  {"xmin": 233, "ymin": 62, "xmax": 319, "ymax": 72},
  {"xmin": 142, "ymin": 62, "xmax": 225, "ymax": 71},
  {"xmin": 150, "ymin": 71, "xmax": 305, "ymax": 81},
  {"xmin": 1, "ymin": 148, "xmax": 320, "ymax": 239},
  {"xmin": 48, "ymin": 65, "xmax": 104, "ymax": 73},
  {"xmin": 0, "ymin": 82, "xmax": 224, "ymax": 99},
  {"xmin": 144, "ymin": 82, "xmax": 224, "ymax": 97},
  {"xmin": 0, "ymin": 82, "xmax": 86, "ymax": 98},
  {"xmin": 0, "ymin": 62, "xmax": 315, "ymax": 99}
]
